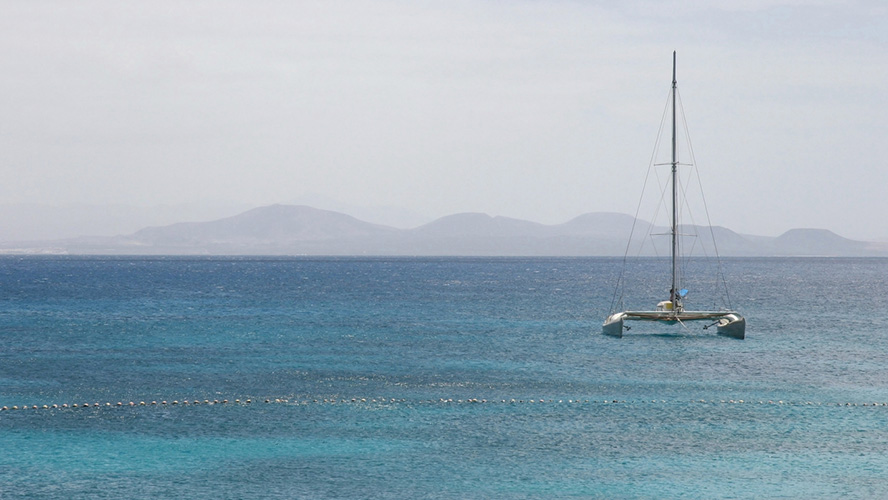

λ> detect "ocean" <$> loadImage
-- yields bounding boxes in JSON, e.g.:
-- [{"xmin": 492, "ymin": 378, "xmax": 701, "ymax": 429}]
[{"xmin": 1, "ymin": 256, "xmax": 887, "ymax": 498}]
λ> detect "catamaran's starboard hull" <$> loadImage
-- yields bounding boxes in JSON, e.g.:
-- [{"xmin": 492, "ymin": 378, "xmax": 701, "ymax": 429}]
[
  {"xmin": 602, "ymin": 311, "xmax": 745, "ymax": 339},
  {"xmin": 715, "ymin": 313, "xmax": 745, "ymax": 339}
]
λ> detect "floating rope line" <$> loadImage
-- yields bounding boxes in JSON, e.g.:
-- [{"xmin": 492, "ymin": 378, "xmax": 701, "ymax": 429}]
[{"xmin": 2, "ymin": 398, "xmax": 888, "ymax": 412}]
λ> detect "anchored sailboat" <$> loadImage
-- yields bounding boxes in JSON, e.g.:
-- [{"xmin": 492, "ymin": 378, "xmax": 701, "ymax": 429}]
[{"xmin": 602, "ymin": 52, "xmax": 745, "ymax": 339}]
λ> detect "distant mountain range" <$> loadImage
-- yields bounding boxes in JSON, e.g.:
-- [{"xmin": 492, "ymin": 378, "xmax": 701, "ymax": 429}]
[{"xmin": 2, "ymin": 204, "xmax": 886, "ymax": 256}]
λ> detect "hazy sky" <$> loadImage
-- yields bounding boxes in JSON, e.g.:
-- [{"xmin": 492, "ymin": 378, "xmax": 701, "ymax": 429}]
[{"xmin": 1, "ymin": 1, "xmax": 887, "ymax": 239}]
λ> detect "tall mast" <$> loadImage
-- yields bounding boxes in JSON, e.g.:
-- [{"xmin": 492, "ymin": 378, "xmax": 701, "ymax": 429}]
[{"xmin": 671, "ymin": 51, "xmax": 679, "ymax": 311}]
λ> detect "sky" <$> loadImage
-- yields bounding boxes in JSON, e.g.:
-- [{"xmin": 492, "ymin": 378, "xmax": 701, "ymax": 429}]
[{"xmin": 1, "ymin": 0, "xmax": 887, "ymax": 240}]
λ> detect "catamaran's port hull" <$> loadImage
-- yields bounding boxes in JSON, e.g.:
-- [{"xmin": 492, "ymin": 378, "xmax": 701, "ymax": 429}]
[
  {"xmin": 602, "ymin": 311, "xmax": 745, "ymax": 339},
  {"xmin": 602, "ymin": 313, "xmax": 626, "ymax": 337}
]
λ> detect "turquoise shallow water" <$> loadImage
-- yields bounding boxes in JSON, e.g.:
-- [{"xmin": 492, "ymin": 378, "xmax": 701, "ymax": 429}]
[{"xmin": 2, "ymin": 256, "xmax": 888, "ymax": 498}]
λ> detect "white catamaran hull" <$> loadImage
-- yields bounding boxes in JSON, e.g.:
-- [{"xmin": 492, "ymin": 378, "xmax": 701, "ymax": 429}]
[
  {"xmin": 602, "ymin": 312, "xmax": 626, "ymax": 337},
  {"xmin": 715, "ymin": 313, "xmax": 746, "ymax": 339}
]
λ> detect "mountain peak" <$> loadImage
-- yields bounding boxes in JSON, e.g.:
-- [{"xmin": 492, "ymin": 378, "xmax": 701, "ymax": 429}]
[
  {"xmin": 413, "ymin": 212, "xmax": 549, "ymax": 238},
  {"xmin": 131, "ymin": 204, "xmax": 397, "ymax": 248},
  {"xmin": 773, "ymin": 228, "xmax": 866, "ymax": 255}
]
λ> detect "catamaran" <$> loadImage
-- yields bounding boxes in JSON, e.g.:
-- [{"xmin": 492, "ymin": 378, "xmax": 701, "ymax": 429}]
[{"xmin": 602, "ymin": 52, "xmax": 746, "ymax": 339}]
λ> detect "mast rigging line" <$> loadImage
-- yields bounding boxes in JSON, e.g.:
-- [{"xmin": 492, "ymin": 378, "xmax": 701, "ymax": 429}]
[
  {"xmin": 609, "ymin": 87, "xmax": 672, "ymax": 313},
  {"xmin": 676, "ymin": 86, "xmax": 734, "ymax": 310},
  {"xmin": 608, "ymin": 57, "xmax": 733, "ymax": 314}
]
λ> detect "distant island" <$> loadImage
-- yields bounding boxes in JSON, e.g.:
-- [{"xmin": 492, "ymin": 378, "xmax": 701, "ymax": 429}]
[{"xmin": 1, "ymin": 204, "xmax": 886, "ymax": 257}]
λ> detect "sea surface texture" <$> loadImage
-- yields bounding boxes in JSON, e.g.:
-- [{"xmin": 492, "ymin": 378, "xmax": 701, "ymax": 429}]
[{"xmin": 2, "ymin": 256, "xmax": 888, "ymax": 499}]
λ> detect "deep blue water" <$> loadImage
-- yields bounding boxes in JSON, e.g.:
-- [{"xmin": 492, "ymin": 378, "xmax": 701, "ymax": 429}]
[{"xmin": 2, "ymin": 256, "xmax": 888, "ymax": 498}]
